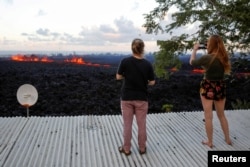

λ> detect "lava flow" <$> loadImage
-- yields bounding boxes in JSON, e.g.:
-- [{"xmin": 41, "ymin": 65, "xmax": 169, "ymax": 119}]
[
  {"xmin": 64, "ymin": 57, "xmax": 110, "ymax": 67},
  {"xmin": 11, "ymin": 54, "xmax": 53, "ymax": 62},
  {"xmin": 192, "ymin": 68, "xmax": 205, "ymax": 73},
  {"xmin": 64, "ymin": 57, "xmax": 85, "ymax": 64},
  {"xmin": 10, "ymin": 54, "xmax": 110, "ymax": 68}
]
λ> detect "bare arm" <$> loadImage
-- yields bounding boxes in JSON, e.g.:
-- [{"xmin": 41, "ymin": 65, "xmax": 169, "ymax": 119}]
[
  {"xmin": 148, "ymin": 80, "xmax": 155, "ymax": 86},
  {"xmin": 116, "ymin": 73, "xmax": 124, "ymax": 80},
  {"xmin": 189, "ymin": 43, "xmax": 199, "ymax": 65}
]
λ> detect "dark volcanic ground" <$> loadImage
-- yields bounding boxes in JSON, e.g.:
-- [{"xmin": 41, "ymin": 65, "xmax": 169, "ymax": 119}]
[{"xmin": 0, "ymin": 60, "xmax": 249, "ymax": 117}]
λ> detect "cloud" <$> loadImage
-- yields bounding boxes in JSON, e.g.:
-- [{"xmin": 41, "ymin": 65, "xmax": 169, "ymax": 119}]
[
  {"xmin": 18, "ymin": 15, "xmax": 186, "ymax": 52},
  {"xmin": 36, "ymin": 28, "xmax": 50, "ymax": 36},
  {"xmin": 3, "ymin": 0, "xmax": 13, "ymax": 4},
  {"xmin": 21, "ymin": 17, "xmax": 145, "ymax": 46},
  {"xmin": 27, "ymin": 36, "xmax": 52, "ymax": 42},
  {"xmin": 99, "ymin": 25, "xmax": 116, "ymax": 33},
  {"xmin": 0, "ymin": 0, "xmax": 196, "ymax": 52},
  {"xmin": 78, "ymin": 17, "xmax": 146, "ymax": 44},
  {"xmin": 131, "ymin": 1, "xmax": 139, "ymax": 11},
  {"xmin": 37, "ymin": 9, "xmax": 47, "ymax": 17},
  {"xmin": 22, "ymin": 29, "xmax": 60, "ymax": 42},
  {"xmin": 1, "ymin": 37, "xmax": 17, "ymax": 45},
  {"xmin": 50, "ymin": 32, "xmax": 60, "ymax": 38},
  {"xmin": 114, "ymin": 17, "xmax": 139, "ymax": 34},
  {"xmin": 21, "ymin": 33, "xmax": 30, "ymax": 36}
]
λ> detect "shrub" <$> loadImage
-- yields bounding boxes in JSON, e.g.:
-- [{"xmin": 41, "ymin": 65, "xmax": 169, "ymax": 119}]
[{"xmin": 231, "ymin": 99, "xmax": 250, "ymax": 109}]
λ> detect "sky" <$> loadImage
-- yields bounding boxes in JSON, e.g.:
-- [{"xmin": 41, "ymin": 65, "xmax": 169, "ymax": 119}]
[{"xmin": 0, "ymin": 0, "xmax": 197, "ymax": 53}]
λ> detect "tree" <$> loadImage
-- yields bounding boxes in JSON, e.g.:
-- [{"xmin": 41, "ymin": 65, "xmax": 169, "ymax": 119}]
[
  {"xmin": 154, "ymin": 36, "xmax": 185, "ymax": 79},
  {"xmin": 143, "ymin": 0, "xmax": 250, "ymax": 78}
]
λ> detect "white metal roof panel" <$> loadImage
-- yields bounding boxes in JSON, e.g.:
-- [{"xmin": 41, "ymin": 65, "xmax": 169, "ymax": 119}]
[{"xmin": 0, "ymin": 110, "xmax": 249, "ymax": 167}]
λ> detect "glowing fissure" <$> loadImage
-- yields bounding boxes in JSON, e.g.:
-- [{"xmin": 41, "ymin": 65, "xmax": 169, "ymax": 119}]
[
  {"xmin": 64, "ymin": 57, "xmax": 85, "ymax": 64},
  {"xmin": 11, "ymin": 54, "xmax": 53, "ymax": 62},
  {"xmin": 192, "ymin": 68, "xmax": 205, "ymax": 73},
  {"xmin": 11, "ymin": 54, "xmax": 110, "ymax": 68}
]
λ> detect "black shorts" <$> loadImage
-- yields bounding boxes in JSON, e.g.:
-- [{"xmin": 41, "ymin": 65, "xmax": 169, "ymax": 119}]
[{"xmin": 200, "ymin": 79, "xmax": 226, "ymax": 101}]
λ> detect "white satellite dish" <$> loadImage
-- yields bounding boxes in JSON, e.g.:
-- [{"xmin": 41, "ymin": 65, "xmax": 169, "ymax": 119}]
[{"xmin": 17, "ymin": 84, "xmax": 38, "ymax": 117}]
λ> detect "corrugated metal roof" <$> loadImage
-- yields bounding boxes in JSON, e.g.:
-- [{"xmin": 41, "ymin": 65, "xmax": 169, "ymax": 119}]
[{"xmin": 0, "ymin": 110, "xmax": 249, "ymax": 167}]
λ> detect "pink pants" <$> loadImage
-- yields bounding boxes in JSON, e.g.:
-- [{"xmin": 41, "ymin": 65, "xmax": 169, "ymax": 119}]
[{"xmin": 121, "ymin": 100, "xmax": 148, "ymax": 151}]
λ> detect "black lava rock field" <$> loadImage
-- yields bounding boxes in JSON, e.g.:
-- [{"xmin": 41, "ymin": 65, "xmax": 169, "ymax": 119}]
[{"xmin": 0, "ymin": 58, "xmax": 249, "ymax": 117}]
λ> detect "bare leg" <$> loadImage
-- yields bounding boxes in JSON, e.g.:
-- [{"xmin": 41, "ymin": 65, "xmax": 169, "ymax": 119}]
[
  {"xmin": 200, "ymin": 95, "xmax": 214, "ymax": 148},
  {"xmin": 214, "ymin": 98, "xmax": 232, "ymax": 145}
]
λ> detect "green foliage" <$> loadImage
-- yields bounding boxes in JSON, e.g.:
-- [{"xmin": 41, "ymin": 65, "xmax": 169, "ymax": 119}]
[
  {"xmin": 154, "ymin": 38, "xmax": 182, "ymax": 79},
  {"xmin": 231, "ymin": 99, "xmax": 250, "ymax": 109},
  {"xmin": 162, "ymin": 104, "xmax": 173, "ymax": 112},
  {"xmin": 143, "ymin": 0, "xmax": 250, "ymax": 53}
]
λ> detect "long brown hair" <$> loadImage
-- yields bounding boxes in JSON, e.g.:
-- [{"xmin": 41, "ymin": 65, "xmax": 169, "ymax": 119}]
[{"xmin": 207, "ymin": 35, "xmax": 231, "ymax": 74}]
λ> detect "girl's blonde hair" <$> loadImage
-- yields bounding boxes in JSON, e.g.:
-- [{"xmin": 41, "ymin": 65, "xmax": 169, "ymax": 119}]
[{"xmin": 207, "ymin": 35, "xmax": 231, "ymax": 74}]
